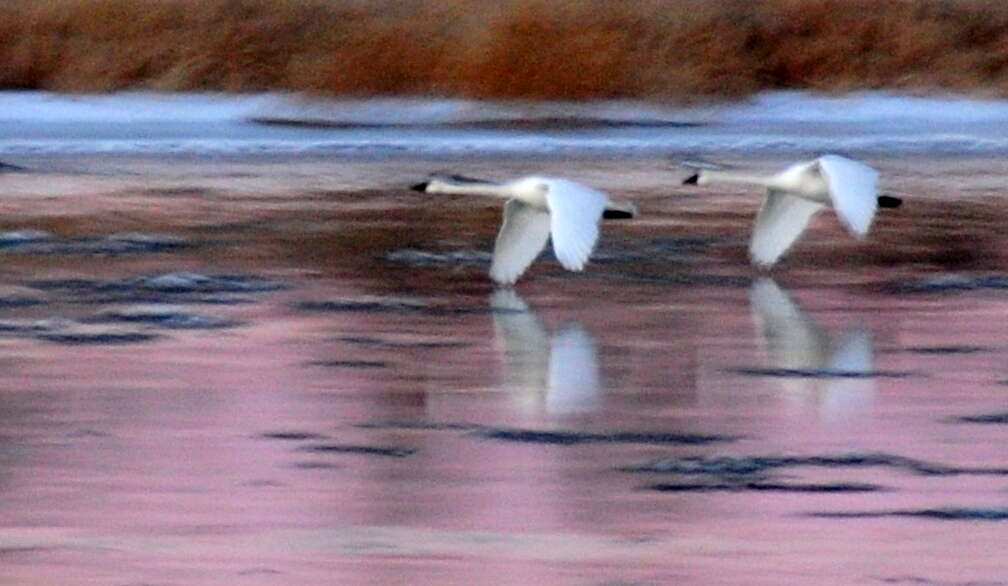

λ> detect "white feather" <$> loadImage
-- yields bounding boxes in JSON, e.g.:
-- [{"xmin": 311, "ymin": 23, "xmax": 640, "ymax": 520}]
[
  {"xmin": 490, "ymin": 200, "xmax": 551, "ymax": 285},
  {"xmin": 817, "ymin": 154, "xmax": 879, "ymax": 237},
  {"xmin": 543, "ymin": 178, "xmax": 607, "ymax": 271},
  {"xmin": 750, "ymin": 189, "xmax": 824, "ymax": 267}
]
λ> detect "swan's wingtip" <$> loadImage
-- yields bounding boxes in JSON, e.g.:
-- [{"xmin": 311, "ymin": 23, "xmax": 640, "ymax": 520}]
[
  {"xmin": 682, "ymin": 173, "xmax": 699, "ymax": 185},
  {"xmin": 410, "ymin": 182, "xmax": 429, "ymax": 192},
  {"xmin": 877, "ymin": 195, "xmax": 902, "ymax": 209},
  {"xmin": 603, "ymin": 201, "xmax": 638, "ymax": 219},
  {"xmin": 602, "ymin": 209, "xmax": 635, "ymax": 219}
]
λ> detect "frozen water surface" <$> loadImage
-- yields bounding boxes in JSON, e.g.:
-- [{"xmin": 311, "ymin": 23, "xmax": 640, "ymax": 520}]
[
  {"xmin": 0, "ymin": 94, "xmax": 1007, "ymax": 584},
  {"xmin": 4, "ymin": 91, "xmax": 1008, "ymax": 155}
]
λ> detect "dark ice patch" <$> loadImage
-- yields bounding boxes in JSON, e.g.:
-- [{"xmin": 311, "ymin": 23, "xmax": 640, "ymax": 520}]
[
  {"xmin": 887, "ymin": 274, "xmax": 1008, "ymax": 294},
  {"xmin": 37, "ymin": 330, "xmax": 160, "ymax": 345},
  {"xmin": 0, "ymin": 232, "xmax": 190, "ymax": 255},
  {"xmin": 899, "ymin": 345, "xmax": 989, "ymax": 355},
  {"xmin": 0, "ymin": 317, "xmax": 160, "ymax": 344},
  {"xmin": 259, "ymin": 431, "xmax": 328, "ymax": 441},
  {"xmin": 872, "ymin": 575, "xmax": 1006, "ymax": 586},
  {"xmin": 355, "ymin": 421, "xmax": 483, "ymax": 432},
  {"xmin": 947, "ymin": 413, "xmax": 1008, "ymax": 424},
  {"xmin": 338, "ymin": 335, "xmax": 468, "ymax": 350},
  {"xmin": 385, "ymin": 249, "xmax": 492, "ymax": 267},
  {"xmin": 143, "ymin": 186, "xmax": 212, "ymax": 197},
  {"xmin": 730, "ymin": 367, "xmax": 914, "ymax": 379},
  {"xmin": 296, "ymin": 299, "xmax": 430, "ymax": 313},
  {"xmin": 648, "ymin": 481, "xmax": 883, "ymax": 493},
  {"xmin": 0, "ymin": 319, "xmax": 53, "ymax": 334},
  {"xmin": 296, "ymin": 298, "xmax": 483, "ymax": 316},
  {"xmin": 135, "ymin": 273, "xmax": 284, "ymax": 294},
  {"xmin": 602, "ymin": 271, "xmax": 751, "ymax": 288},
  {"xmin": 90, "ymin": 306, "xmax": 240, "ymax": 329},
  {"xmin": 620, "ymin": 453, "xmax": 1008, "ymax": 477},
  {"xmin": 308, "ymin": 360, "xmax": 389, "ymax": 369},
  {"xmin": 809, "ymin": 507, "xmax": 1008, "ymax": 521},
  {"xmin": 293, "ymin": 461, "xmax": 345, "ymax": 470},
  {"xmin": 0, "ymin": 295, "xmax": 45, "ymax": 308},
  {"xmin": 26, "ymin": 272, "xmax": 285, "ymax": 304},
  {"xmin": 250, "ymin": 115, "xmax": 703, "ymax": 131},
  {"xmin": 300, "ymin": 444, "xmax": 416, "ymax": 458},
  {"xmin": 0, "ymin": 230, "xmax": 54, "ymax": 248},
  {"xmin": 0, "ymin": 160, "xmax": 27, "ymax": 172},
  {"xmin": 475, "ymin": 427, "xmax": 735, "ymax": 446}
]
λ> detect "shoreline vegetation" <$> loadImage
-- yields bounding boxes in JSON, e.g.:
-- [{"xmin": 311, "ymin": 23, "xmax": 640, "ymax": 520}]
[{"xmin": 3, "ymin": 0, "xmax": 1008, "ymax": 101}]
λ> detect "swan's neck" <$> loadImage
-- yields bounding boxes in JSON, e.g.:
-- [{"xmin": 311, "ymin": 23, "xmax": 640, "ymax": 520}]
[
  {"xmin": 427, "ymin": 179, "xmax": 512, "ymax": 199},
  {"xmin": 700, "ymin": 169, "xmax": 774, "ymax": 188}
]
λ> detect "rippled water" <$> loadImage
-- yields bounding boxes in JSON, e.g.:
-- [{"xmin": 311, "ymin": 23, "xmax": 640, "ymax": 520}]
[{"xmin": 1, "ymin": 151, "xmax": 1007, "ymax": 585}]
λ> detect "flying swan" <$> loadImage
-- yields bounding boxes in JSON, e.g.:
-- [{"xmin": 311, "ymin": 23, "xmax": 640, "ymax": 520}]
[
  {"xmin": 411, "ymin": 174, "xmax": 637, "ymax": 285},
  {"xmin": 682, "ymin": 155, "xmax": 901, "ymax": 267}
]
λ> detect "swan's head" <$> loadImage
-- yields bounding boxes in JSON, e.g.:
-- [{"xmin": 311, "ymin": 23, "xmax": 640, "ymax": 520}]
[
  {"xmin": 681, "ymin": 161, "xmax": 726, "ymax": 186},
  {"xmin": 685, "ymin": 169, "xmax": 717, "ymax": 185}
]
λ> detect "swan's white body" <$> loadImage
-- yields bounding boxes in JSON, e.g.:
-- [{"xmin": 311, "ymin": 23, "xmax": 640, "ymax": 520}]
[
  {"xmin": 490, "ymin": 289, "xmax": 599, "ymax": 413},
  {"xmin": 750, "ymin": 278, "xmax": 874, "ymax": 421},
  {"xmin": 685, "ymin": 155, "xmax": 882, "ymax": 266},
  {"xmin": 413, "ymin": 174, "xmax": 637, "ymax": 285}
]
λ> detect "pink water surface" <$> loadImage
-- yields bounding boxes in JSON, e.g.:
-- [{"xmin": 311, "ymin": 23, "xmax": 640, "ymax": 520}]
[{"xmin": 0, "ymin": 155, "xmax": 1006, "ymax": 585}]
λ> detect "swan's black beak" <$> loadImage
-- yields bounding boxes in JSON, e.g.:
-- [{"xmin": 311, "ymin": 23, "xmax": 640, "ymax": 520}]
[
  {"xmin": 682, "ymin": 173, "xmax": 699, "ymax": 185},
  {"xmin": 877, "ymin": 195, "xmax": 902, "ymax": 209},
  {"xmin": 410, "ymin": 182, "xmax": 429, "ymax": 192}
]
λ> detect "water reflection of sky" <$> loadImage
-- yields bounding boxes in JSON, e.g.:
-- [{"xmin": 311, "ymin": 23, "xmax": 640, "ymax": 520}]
[{"xmin": 2, "ymin": 155, "xmax": 1008, "ymax": 585}]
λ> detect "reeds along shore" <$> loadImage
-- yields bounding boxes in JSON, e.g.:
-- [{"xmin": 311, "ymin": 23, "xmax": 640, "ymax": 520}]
[{"xmin": 3, "ymin": 0, "xmax": 1008, "ymax": 100}]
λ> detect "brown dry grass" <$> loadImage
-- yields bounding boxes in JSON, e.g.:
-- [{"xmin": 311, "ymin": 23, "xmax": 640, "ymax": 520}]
[{"xmin": 4, "ymin": 0, "xmax": 1008, "ymax": 99}]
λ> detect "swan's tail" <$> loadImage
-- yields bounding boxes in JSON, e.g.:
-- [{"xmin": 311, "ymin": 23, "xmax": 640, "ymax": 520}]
[
  {"xmin": 603, "ymin": 200, "xmax": 638, "ymax": 219},
  {"xmin": 877, "ymin": 195, "xmax": 902, "ymax": 209}
]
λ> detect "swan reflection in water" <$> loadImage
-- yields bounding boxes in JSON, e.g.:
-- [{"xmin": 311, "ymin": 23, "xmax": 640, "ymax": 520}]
[
  {"xmin": 490, "ymin": 289, "xmax": 599, "ymax": 415},
  {"xmin": 749, "ymin": 278, "xmax": 875, "ymax": 422}
]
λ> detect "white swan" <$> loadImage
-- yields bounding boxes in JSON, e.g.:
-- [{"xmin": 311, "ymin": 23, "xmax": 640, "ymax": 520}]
[
  {"xmin": 682, "ymin": 155, "xmax": 901, "ymax": 267},
  {"xmin": 412, "ymin": 174, "xmax": 637, "ymax": 285},
  {"xmin": 750, "ymin": 278, "xmax": 875, "ymax": 421},
  {"xmin": 490, "ymin": 289, "xmax": 599, "ymax": 414}
]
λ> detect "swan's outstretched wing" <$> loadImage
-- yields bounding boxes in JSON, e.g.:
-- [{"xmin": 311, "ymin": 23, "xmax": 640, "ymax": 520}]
[
  {"xmin": 543, "ymin": 179, "xmax": 607, "ymax": 271},
  {"xmin": 817, "ymin": 155, "xmax": 879, "ymax": 237},
  {"xmin": 490, "ymin": 200, "xmax": 552, "ymax": 285},
  {"xmin": 547, "ymin": 324, "xmax": 600, "ymax": 413},
  {"xmin": 750, "ymin": 278, "xmax": 830, "ymax": 369},
  {"xmin": 750, "ymin": 189, "xmax": 825, "ymax": 266}
]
